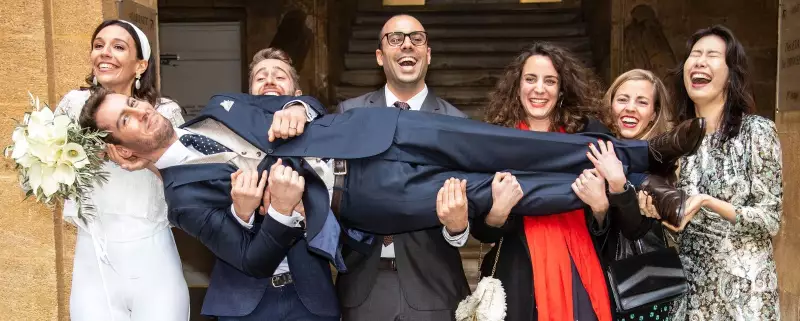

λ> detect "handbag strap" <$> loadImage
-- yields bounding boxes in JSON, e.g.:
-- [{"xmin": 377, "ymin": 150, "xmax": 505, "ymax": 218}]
[
  {"xmin": 476, "ymin": 238, "xmax": 504, "ymax": 283},
  {"xmin": 490, "ymin": 238, "xmax": 503, "ymax": 277}
]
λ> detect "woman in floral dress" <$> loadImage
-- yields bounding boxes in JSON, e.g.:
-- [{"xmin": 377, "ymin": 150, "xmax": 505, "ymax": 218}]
[{"xmin": 667, "ymin": 25, "xmax": 783, "ymax": 320}]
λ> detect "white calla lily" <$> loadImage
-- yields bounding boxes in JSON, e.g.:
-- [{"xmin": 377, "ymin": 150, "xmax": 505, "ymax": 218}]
[
  {"xmin": 39, "ymin": 165, "xmax": 59, "ymax": 197},
  {"xmin": 27, "ymin": 108, "xmax": 54, "ymax": 143},
  {"xmin": 27, "ymin": 140, "xmax": 59, "ymax": 165},
  {"xmin": 15, "ymin": 153, "xmax": 37, "ymax": 168},
  {"xmin": 11, "ymin": 128, "xmax": 29, "ymax": 159},
  {"xmin": 29, "ymin": 107, "xmax": 54, "ymax": 125},
  {"xmin": 51, "ymin": 115, "xmax": 71, "ymax": 146},
  {"xmin": 29, "ymin": 163, "xmax": 42, "ymax": 196},
  {"xmin": 61, "ymin": 143, "xmax": 88, "ymax": 168},
  {"xmin": 53, "ymin": 163, "xmax": 76, "ymax": 185}
]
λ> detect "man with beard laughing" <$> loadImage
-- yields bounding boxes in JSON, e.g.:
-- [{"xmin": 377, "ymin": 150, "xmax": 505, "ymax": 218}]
[
  {"xmin": 198, "ymin": 48, "xmax": 341, "ymax": 321},
  {"xmin": 334, "ymin": 14, "xmax": 472, "ymax": 321}
]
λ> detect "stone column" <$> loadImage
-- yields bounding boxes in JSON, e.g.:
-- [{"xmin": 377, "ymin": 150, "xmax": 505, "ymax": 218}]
[
  {"xmin": 775, "ymin": 0, "xmax": 800, "ymax": 319},
  {"xmin": 0, "ymin": 0, "xmax": 158, "ymax": 319}
]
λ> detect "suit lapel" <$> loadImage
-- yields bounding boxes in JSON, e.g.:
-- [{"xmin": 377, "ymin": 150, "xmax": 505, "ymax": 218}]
[
  {"xmin": 420, "ymin": 90, "xmax": 443, "ymax": 114},
  {"xmin": 366, "ymin": 88, "xmax": 387, "ymax": 108},
  {"xmin": 182, "ymin": 93, "xmax": 270, "ymax": 151}
]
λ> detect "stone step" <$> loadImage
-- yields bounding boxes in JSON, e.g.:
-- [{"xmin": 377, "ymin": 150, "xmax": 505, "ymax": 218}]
[
  {"xmin": 339, "ymin": 69, "xmax": 505, "ymax": 87},
  {"xmin": 344, "ymin": 52, "xmax": 593, "ymax": 70},
  {"xmin": 347, "ymin": 37, "xmax": 591, "ymax": 53},
  {"xmin": 351, "ymin": 23, "xmax": 586, "ymax": 39},
  {"xmin": 354, "ymin": 10, "xmax": 580, "ymax": 26},
  {"xmin": 336, "ymin": 85, "xmax": 492, "ymax": 106}
]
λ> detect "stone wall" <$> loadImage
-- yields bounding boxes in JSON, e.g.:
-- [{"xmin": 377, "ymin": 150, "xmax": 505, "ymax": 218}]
[
  {"xmin": 609, "ymin": 0, "xmax": 778, "ymax": 118},
  {"xmin": 582, "ymin": 0, "xmax": 612, "ymax": 84},
  {"xmin": 0, "ymin": 0, "xmax": 105, "ymax": 319},
  {"xmin": 775, "ymin": 0, "xmax": 800, "ymax": 319},
  {"xmin": 0, "ymin": 0, "xmax": 160, "ymax": 319}
]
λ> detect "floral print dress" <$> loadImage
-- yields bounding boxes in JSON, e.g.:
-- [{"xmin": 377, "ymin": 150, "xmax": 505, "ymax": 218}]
[{"xmin": 671, "ymin": 115, "xmax": 783, "ymax": 320}]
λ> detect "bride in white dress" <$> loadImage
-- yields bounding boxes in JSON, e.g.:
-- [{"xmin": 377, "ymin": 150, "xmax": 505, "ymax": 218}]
[{"xmin": 56, "ymin": 20, "xmax": 189, "ymax": 321}]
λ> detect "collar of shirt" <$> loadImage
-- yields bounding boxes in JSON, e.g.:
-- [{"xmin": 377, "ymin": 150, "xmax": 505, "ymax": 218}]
[
  {"xmin": 154, "ymin": 128, "xmax": 194, "ymax": 169},
  {"xmin": 384, "ymin": 84, "xmax": 428, "ymax": 111}
]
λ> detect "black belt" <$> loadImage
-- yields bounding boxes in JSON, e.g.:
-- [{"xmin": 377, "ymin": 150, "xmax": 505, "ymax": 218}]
[
  {"xmin": 331, "ymin": 159, "xmax": 347, "ymax": 218},
  {"xmin": 378, "ymin": 258, "xmax": 397, "ymax": 271},
  {"xmin": 270, "ymin": 272, "xmax": 294, "ymax": 288},
  {"xmin": 330, "ymin": 160, "xmax": 372, "ymax": 256}
]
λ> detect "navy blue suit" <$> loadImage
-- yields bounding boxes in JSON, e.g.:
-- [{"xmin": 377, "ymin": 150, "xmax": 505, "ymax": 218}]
[
  {"xmin": 160, "ymin": 93, "xmax": 649, "ymax": 312},
  {"xmin": 270, "ymin": 101, "xmax": 650, "ymax": 234},
  {"xmin": 160, "ymin": 94, "xmax": 339, "ymax": 318}
]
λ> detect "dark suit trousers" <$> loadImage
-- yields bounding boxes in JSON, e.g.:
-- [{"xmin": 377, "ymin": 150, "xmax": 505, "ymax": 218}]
[
  {"xmin": 341, "ymin": 158, "xmax": 597, "ymax": 234},
  {"xmin": 342, "ymin": 270, "xmax": 454, "ymax": 321},
  {"xmin": 382, "ymin": 111, "xmax": 650, "ymax": 175},
  {"xmin": 216, "ymin": 284, "xmax": 338, "ymax": 321},
  {"xmin": 335, "ymin": 112, "xmax": 649, "ymax": 234}
]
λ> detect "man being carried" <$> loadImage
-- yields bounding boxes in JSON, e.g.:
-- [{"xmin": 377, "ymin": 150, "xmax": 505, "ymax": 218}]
[{"xmin": 80, "ymin": 88, "xmax": 704, "ymax": 278}]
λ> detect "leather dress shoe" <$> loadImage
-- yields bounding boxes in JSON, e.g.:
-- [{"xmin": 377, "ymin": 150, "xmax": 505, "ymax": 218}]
[
  {"xmin": 647, "ymin": 118, "xmax": 706, "ymax": 175},
  {"xmin": 641, "ymin": 174, "xmax": 686, "ymax": 227}
]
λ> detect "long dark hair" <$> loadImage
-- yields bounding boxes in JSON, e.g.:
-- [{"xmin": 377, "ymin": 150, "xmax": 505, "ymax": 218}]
[
  {"xmin": 670, "ymin": 25, "xmax": 754, "ymax": 144},
  {"xmin": 484, "ymin": 42, "xmax": 613, "ymax": 135},
  {"xmin": 84, "ymin": 20, "xmax": 159, "ymax": 105}
]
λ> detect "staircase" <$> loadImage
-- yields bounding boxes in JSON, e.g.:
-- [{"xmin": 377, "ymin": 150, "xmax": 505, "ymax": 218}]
[
  {"xmin": 333, "ymin": 4, "xmax": 594, "ymax": 290},
  {"xmin": 333, "ymin": 4, "xmax": 595, "ymax": 120}
]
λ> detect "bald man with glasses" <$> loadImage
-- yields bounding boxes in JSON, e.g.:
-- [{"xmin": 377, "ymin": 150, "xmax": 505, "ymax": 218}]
[{"xmin": 334, "ymin": 14, "xmax": 471, "ymax": 321}]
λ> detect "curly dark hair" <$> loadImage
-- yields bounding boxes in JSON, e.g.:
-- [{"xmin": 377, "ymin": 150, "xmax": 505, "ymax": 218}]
[
  {"xmin": 670, "ymin": 25, "xmax": 754, "ymax": 144},
  {"xmin": 484, "ymin": 42, "xmax": 613, "ymax": 134},
  {"xmin": 83, "ymin": 20, "xmax": 160, "ymax": 106}
]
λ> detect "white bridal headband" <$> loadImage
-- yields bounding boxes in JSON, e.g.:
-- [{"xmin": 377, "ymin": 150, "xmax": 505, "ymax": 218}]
[{"xmin": 119, "ymin": 20, "xmax": 151, "ymax": 61}]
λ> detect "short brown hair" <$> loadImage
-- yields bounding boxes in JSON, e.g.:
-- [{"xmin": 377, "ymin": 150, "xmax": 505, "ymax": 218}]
[
  {"xmin": 248, "ymin": 48, "xmax": 301, "ymax": 91},
  {"xmin": 78, "ymin": 87, "xmax": 121, "ymax": 144},
  {"xmin": 604, "ymin": 69, "xmax": 674, "ymax": 140}
]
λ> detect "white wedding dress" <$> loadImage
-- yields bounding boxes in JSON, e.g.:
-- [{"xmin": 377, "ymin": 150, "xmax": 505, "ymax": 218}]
[{"xmin": 56, "ymin": 90, "xmax": 189, "ymax": 321}]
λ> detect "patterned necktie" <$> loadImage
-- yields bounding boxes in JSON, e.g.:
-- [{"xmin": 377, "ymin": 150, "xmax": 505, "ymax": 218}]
[
  {"xmin": 179, "ymin": 134, "xmax": 232, "ymax": 155},
  {"xmin": 383, "ymin": 235, "xmax": 393, "ymax": 246},
  {"xmin": 393, "ymin": 101, "xmax": 410, "ymax": 110}
]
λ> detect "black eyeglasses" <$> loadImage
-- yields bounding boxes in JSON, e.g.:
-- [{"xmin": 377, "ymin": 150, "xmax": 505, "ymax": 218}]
[{"xmin": 379, "ymin": 31, "xmax": 428, "ymax": 48}]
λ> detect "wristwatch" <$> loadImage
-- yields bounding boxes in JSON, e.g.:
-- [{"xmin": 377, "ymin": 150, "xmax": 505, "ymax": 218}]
[{"xmin": 609, "ymin": 180, "xmax": 634, "ymax": 195}]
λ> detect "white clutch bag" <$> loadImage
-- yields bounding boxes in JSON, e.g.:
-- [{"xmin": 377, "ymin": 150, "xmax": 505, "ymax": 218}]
[{"xmin": 455, "ymin": 239, "xmax": 507, "ymax": 321}]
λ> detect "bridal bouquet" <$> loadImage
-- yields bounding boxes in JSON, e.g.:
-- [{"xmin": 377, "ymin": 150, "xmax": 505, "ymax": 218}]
[{"xmin": 4, "ymin": 92, "xmax": 109, "ymax": 220}]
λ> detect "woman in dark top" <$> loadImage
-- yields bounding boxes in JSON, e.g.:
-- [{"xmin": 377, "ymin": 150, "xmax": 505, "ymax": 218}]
[{"xmin": 474, "ymin": 42, "xmax": 624, "ymax": 321}]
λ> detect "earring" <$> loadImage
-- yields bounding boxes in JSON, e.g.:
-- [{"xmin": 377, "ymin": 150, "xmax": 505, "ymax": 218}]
[
  {"xmin": 92, "ymin": 76, "xmax": 98, "ymax": 86},
  {"xmin": 135, "ymin": 74, "xmax": 141, "ymax": 90}
]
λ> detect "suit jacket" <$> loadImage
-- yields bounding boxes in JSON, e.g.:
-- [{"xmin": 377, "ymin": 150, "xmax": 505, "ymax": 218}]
[
  {"xmin": 334, "ymin": 88, "xmax": 471, "ymax": 312},
  {"xmin": 159, "ymin": 94, "xmax": 339, "ymax": 317},
  {"xmin": 161, "ymin": 93, "xmax": 650, "ymax": 281}
]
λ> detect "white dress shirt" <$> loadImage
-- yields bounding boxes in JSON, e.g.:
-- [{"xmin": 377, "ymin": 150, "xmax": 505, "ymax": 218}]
[{"xmin": 382, "ymin": 85, "xmax": 470, "ymax": 258}]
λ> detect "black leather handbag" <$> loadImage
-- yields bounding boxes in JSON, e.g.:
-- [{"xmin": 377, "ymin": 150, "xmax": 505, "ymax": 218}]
[{"xmin": 606, "ymin": 225, "xmax": 688, "ymax": 313}]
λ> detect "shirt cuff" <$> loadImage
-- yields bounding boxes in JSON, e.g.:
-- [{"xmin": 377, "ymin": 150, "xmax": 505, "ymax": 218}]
[
  {"xmin": 230, "ymin": 204, "xmax": 255, "ymax": 229},
  {"xmin": 283, "ymin": 99, "xmax": 317, "ymax": 122},
  {"xmin": 442, "ymin": 222, "xmax": 470, "ymax": 247},
  {"xmin": 267, "ymin": 206, "xmax": 304, "ymax": 228}
]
